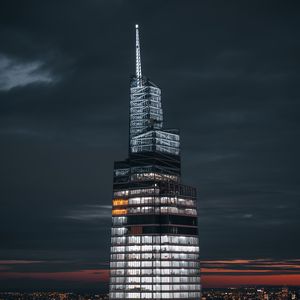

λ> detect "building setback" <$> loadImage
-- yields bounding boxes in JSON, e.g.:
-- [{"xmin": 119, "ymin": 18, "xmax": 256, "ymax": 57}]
[{"xmin": 109, "ymin": 25, "xmax": 201, "ymax": 300}]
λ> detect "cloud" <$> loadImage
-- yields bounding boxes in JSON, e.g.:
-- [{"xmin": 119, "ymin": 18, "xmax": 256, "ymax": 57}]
[
  {"xmin": 0, "ymin": 269, "xmax": 109, "ymax": 282},
  {"xmin": 199, "ymin": 258, "xmax": 300, "ymax": 289},
  {"xmin": 0, "ymin": 54, "xmax": 54, "ymax": 90},
  {"xmin": 0, "ymin": 260, "xmax": 43, "ymax": 265},
  {"xmin": 64, "ymin": 205, "xmax": 112, "ymax": 222},
  {"xmin": 242, "ymin": 213, "xmax": 253, "ymax": 219}
]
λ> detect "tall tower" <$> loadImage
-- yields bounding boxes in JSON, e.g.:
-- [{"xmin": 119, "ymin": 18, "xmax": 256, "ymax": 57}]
[{"xmin": 109, "ymin": 25, "xmax": 201, "ymax": 300}]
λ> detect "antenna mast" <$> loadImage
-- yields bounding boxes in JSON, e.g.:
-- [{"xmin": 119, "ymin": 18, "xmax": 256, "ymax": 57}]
[{"xmin": 135, "ymin": 24, "xmax": 142, "ymax": 86}]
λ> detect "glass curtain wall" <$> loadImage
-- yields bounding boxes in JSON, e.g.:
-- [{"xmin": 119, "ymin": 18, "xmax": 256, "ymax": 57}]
[{"xmin": 109, "ymin": 24, "xmax": 201, "ymax": 300}]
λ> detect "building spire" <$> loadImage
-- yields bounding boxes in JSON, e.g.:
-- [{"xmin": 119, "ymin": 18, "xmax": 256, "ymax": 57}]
[{"xmin": 135, "ymin": 24, "xmax": 142, "ymax": 86}]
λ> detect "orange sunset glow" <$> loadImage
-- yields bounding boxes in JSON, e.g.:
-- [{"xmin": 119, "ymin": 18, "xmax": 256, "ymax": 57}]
[{"xmin": 1, "ymin": 259, "xmax": 300, "ymax": 288}]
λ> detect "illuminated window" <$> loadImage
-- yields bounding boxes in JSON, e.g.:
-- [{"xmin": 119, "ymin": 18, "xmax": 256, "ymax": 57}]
[
  {"xmin": 110, "ymin": 277, "xmax": 125, "ymax": 284},
  {"xmin": 126, "ymin": 253, "xmax": 140, "ymax": 260},
  {"xmin": 141, "ymin": 269, "xmax": 152, "ymax": 275},
  {"xmin": 142, "ymin": 236, "xmax": 152, "ymax": 243},
  {"xmin": 112, "ymin": 216, "xmax": 127, "ymax": 225},
  {"xmin": 126, "ymin": 269, "xmax": 141, "ymax": 276},
  {"xmin": 113, "ymin": 190, "xmax": 129, "ymax": 197},
  {"xmin": 141, "ymin": 261, "xmax": 152, "ymax": 267},
  {"xmin": 125, "ymin": 292, "xmax": 140, "ymax": 299},
  {"xmin": 111, "ymin": 237, "xmax": 126, "ymax": 245},
  {"xmin": 141, "ymin": 291, "xmax": 152, "ymax": 298},
  {"xmin": 113, "ymin": 199, "xmax": 129, "ymax": 206},
  {"xmin": 110, "ymin": 269, "xmax": 125, "ymax": 276},
  {"xmin": 127, "ymin": 245, "xmax": 141, "ymax": 252},
  {"xmin": 128, "ymin": 236, "xmax": 141, "ymax": 244},
  {"xmin": 126, "ymin": 277, "xmax": 140, "ymax": 283},
  {"xmin": 127, "ymin": 261, "xmax": 141, "ymax": 268},
  {"xmin": 112, "ymin": 209, "xmax": 127, "ymax": 215},
  {"xmin": 111, "ymin": 246, "xmax": 125, "ymax": 253},
  {"xmin": 111, "ymin": 227, "xmax": 127, "ymax": 236},
  {"xmin": 141, "ymin": 245, "xmax": 153, "ymax": 252},
  {"xmin": 110, "ymin": 261, "xmax": 125, "ymax": 268}
]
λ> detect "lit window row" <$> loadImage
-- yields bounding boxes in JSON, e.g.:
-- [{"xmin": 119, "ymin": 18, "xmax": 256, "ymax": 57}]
[
  {"xmin": 131, "ymin": 166, "xmax": 153, "ymax": 173},
  {"xmin": 112, "ymin": 269, "xmax": 201, "ymax": 276},
  {"xmin": 156, "ymin": 145, "xmax": 179, "ymax": 156},
  {"xmin": 111, "ymin": 245, "xmax": 199, "ymax": 253},
  {"xmin": 125, "ymin": 235, "xmax": 199, "ymax": 246},
  {"xmin": 113, "ymin": 188, "xmax": 159, "ymax": 198},
  {"xmin": 131, "ymin": 145, "xmax": 153, "ymax": 153},
  {"xmin": 110, "ymin": 269, "xmax": 199, "ymax": 276},
  {"xmin": 160, "ymin": 207, "xmax": 196, "ymax": 216},
  {"xmin": 131, "ymin": 145, "xmax": 179, "ymax": 156},
  {"xmin": 128, "ymin": 196, "xmax": 195, "ymax": 207},
  {"xmin": 161, "ymin": 235, "xmax": 199, "ymax": 245},
  {"xmin": 110, "ymin": 276, "xmax": 200, "ymax": 284},
  {"xmin": 110, "ymin": 284, "xmax": 201, "ymax": 291},
  {"xmin": 128, "ymin": 197, "xmax": 155, "ymax": 205},
  {"xmin": 160, "ymin": 253, "xmax": 199, "ymax": 260},
  {"xmin": 130, "ymin": 188, "xmax": 159, "ymax": 196},
  {"xmin": 130, "ymin": 131, "xmax": 180, "ymax": 150},
  {"xmin": 131, "ymin": 137, "xmax": 155, "ymax": 146},
  {"xmin": 128, "ymin": 206, "xmax": 154, "ymax": 214},
  {"xmin": 177, "ymin": 198, "xmax": 195, "ymax": 207},
  {"xmin": 155, "ymin": 137, "xmax": 179, "ymax": 148},
  {"xmin": 156, "ymin": 130, "xmax": 180, "ymax": 142},
  {"xmin": 128, "ymin": 206, "xmax": 196, "ymax": 216},
  {"xmin": 131, "ymin": 172, "xmax": 179, "ymax": 183},
  {"xmin": 110, "ymin": 260, "xmax": 200, "ymax": 268},
  {"xmin": 111, "ymin": 252, "xmax": 199, "ymax": 261},
  {"xmin": 110, "ymin": 291, "xmax": 201, "ymax": 299}
]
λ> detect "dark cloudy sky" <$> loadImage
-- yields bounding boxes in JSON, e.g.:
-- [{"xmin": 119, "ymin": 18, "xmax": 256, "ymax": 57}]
[{"xmin": 1, "ymin": 0, "xmax": 300, "ymax": 291}]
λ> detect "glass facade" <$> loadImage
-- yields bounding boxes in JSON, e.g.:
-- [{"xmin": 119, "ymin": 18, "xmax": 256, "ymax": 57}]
[
  {"xmin": 109, "ymin": 25, "xmax": 201, "ymax": 300},
  {"xmin": 131, "ymin": 130, "xmax": 180, "ymax": 156}
]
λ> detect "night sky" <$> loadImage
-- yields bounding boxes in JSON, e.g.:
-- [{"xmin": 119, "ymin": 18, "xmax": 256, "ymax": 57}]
[{"xmin": 1, "ymin": 0, "xmax": 300, "ymax": 291}]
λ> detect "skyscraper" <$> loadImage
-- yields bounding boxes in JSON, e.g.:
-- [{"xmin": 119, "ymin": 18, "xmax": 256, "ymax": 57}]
[{"xmin": 109, "ymin": 25, "xmax": 201, "ymax": 300}]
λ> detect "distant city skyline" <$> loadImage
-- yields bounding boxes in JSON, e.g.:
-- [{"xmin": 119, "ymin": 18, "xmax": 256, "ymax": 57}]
[
  {"xmin": 0, "ymin": 287, "xmax": 300, "ymax": 299},
  {"xmin": 0, "ymin": 0, "xmax": 300, "ymax": 291}
]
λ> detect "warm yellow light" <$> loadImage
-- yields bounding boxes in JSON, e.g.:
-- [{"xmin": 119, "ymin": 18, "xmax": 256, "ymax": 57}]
[
  {"xmin": 112, "ymin": 199, "xmax": 128, "ymax": 206},
  {"xmin": 112, "ymin": 209, "xmax": 127, "ymax": 215}
]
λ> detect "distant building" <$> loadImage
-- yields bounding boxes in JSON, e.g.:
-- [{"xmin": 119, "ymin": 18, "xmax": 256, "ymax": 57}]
[
  {"xmin": 281, "ymin": 288, "xmax": 289, "ymax": 300},
  {"xmin": 109, "ymin": 25, "xmax": 201, "ymax": 300}
]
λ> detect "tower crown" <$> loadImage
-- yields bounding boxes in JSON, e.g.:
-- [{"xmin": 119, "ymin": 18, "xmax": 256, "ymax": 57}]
[{"xmin": 129, "ymin": 25, "xmax": 180, "ymax": 156}]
